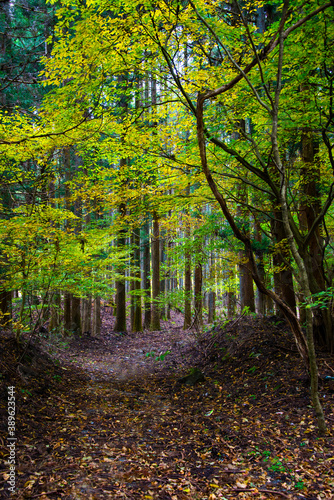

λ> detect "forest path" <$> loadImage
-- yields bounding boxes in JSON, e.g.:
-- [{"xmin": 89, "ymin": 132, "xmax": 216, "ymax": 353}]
[
  {"xmin": 50, "ymin": 310, "xmax": 198, "ymax": 383},
  {"xmin": 1, "ymin": 317, "xmax": 334, "ymax": 499}
]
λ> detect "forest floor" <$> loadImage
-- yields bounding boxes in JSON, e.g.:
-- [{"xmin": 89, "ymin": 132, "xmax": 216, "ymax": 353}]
[{"xmin": 1, "ymin": 311, "xmax": 334, "ymax": 500}]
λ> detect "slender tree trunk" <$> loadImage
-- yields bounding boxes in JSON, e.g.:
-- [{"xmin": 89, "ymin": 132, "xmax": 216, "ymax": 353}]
[
  {"xmin": 131, "ymin": 228, "xmax": 142, "ymax": 332},
  {"xmin": 254, "ymin": 221, "xmax": 266, "ymax": 315},
  {"xmin": 208, "ymin": 291, "xmax": 215, "ymax": 323},
  {"xmin": 271, "ymin": 208, "xmax": 297, "ymax": 315},
  {"xmin": 183, "ymin": 185, "xmax": 192, "ymax": 328},
  {"xmin": 196, "ymin": 92, "xmax": 309, "ymax": 367},
  {"xmin": 237, "ymin": 159, "xmax": 255, "ymax": 313},
  {"xmin": 226, "ymin": 268, "xmax": 236, "ymax": 319},
  {"xmin": 160, "ymin": 231, "xmax": 167, "ymax": 319},
  {"xmin": 184, "ymin": 237, "xmax": 192, "ymax": 329},
  {"xmin": 82, "ymin": 296, "xmax": 92, "ymax": 334},
  {"xmin": 70, "ymin": 297, "xmax": 81, "ymax": 334},
  {"xmin": 63, "ymin": 147, "xmax": 75, "ymax": 334},
  {"xmin": 151, "ymin": 212, "xmax": 161, "ymax": 330},
  {"xmin": 81, "ymin": 197, "xmax": 92, "ymax": 335},
  {"xmin": 49, "ymin": 292, "xmax": 61, "ymax": 333},
  {"xmin": 208, "ymin": 250, "xmax": 216, "ymax": 322},
  {"xmin": 239, "ymin": 254, "xmax": 255, "ymax": 313},
  {"xmin": 64, "ymin": 292, "xmax": 71, "ymax": 335},
  {"xmin": 93, "ymin": 297, "xmax": 101, "ymax": 338},
  {"xmin": 115, "ymin": 201, "xmax": 127, "ymax": 333},
  {"xmin": 142, "ymin": 218, "xmax": 151, "ymax": 329},
  {"xmin": 70, "ymin": 152, "xmax": 82, "ymax": 334},
  {"xmin": 272, "ymin": 38, "xmax": 325, "ymax": 433},
  {"xmin": 194, "ymin": 260, "xmax": 203, "ymax": 329},
  {"xmin": 0, "ymin": 290, "xmax": 12, "ymax": 328}
]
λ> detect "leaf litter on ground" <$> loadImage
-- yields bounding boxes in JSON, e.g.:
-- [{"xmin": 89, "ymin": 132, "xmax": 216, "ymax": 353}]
[{"xmin": 0, "ymin": 312, "xmax": 333, "ymax": 499}]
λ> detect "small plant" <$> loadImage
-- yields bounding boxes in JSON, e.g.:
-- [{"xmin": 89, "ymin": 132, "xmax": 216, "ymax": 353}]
[
  {"xmin": 294, "ymin": 480, "xmax": 305, "ymax": 490},
  {"xmin": 268, "ymin": 457, "xmax": 286, "ymax": 472},
  {"xmin": 145, "ymin": 350, "xmax": 171, "ymax": 361},
  {"xmin": 21, "ymin": 388, "xmax": 32, "ymax": 396},
  {"xmin": 155, "ymin": 350, "xmax": 171, "ymax": 361},
  {"xmin": 145, "ymin": 351, "xmax": 156, "ymax": 358}
]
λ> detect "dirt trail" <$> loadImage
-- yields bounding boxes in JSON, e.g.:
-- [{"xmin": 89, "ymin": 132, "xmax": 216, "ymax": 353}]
[
  {"xmin": 1, "ymin": 315, "xmax": 333, "ymax": 499},
  {"xmin": 51, "ymin": 311, "xmax": 197, "ymax": 382}
]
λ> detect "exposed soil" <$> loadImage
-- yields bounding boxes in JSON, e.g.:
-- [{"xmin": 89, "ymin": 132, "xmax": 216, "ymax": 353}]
[{"xmin": 1, "ymin": 312, "xmax": 334, "ymax": 500}]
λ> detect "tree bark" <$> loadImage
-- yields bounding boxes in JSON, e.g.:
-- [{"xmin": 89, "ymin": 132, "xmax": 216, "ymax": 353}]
[
  {"xmin": 194, "ymin": 260, "xmax": 203, "ymax": 329},
  {"xmin": 131, "ymin": 228, "xmax": 142, "ymax": 332},
  {"xmin": 93, "ymin": 297, "xmax": 101, "ymax": 338},
  {"xmin": 160, "ymin": 231, "xmax": 167, "ymax": 319},
  {"xmin": 151, "ymin": 211, "xmax": 161, "ymax": 330},
  {"xmin": 208, "ymin": 250, "xmax": 216, "ymax": 323},
  {"xmin": 239, "ymin": 253, "xmax": 255, "ymax": 313},
  {"xmin": 142, "ymin": 218, "xmax": 151, "ymax": 329},
  {"xmin": 183, "ymin": 237, "xmax": 192, "ymax": 329},
  {"xmin": 271, "ymin": 208, "xmax": 297, "ymax": 315},
  {"xmin": 254, "ymin": 221, "xmax": 266, "ymax": 315},
  {"xmin": 64, "ymin": 292, "xmax": 71, "ymax": 335},
  {"xmin": 49, "ymin": 292, "xmax": 61, "ymax": 333},
  {"xmin": 300, "ymin": 127, "xmax": 333, "ymax": 350},
  {"xmin": 115, "ymin": 201, "xmax": 127, "ymax": 333},
  {"xmin": 183, "ymin": 185, "xmax": 192, "ymax": 329}
]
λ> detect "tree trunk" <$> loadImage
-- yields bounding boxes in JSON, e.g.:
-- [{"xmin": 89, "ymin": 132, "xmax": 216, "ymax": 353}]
[
  {"xmin": 93, "ymin": 297, "xmax": 101, "ymax": 338},
  {"xmin": 142, "ymin": 218, "xmax": 151, "ymax": 329},
  {"xmin": 271, "ymin": 47, "xmax": 325, "ymax": 432},
  {"xmin": 195, "ymin": 34, "xmax": 325, "ymax": 433},
  {"xmin": 70, "ymin": 152, "xmax": 82, "ymax": 334},
  {"xmin": 160, "ymin": 231, "xmax": 167, "ymax": 320},
  {"xmin": 0, "ymin": 172, "xmax": 12, "ymax": 329},
  {"xmin": 115, "ymin": 202, "xmax": 127, "ymax": 333},
  {"xmin": 183, "ymin": 186, "xmax": 192, "ymax": 328},
  {"xmin": 131, "ymin": 228, "xmax": 142, "ymax": 332},
  {"xmin": 208, "ymin": 291, "xmax": 215, "ymax": 323},
  {"xmin": 82, "ymin": 296, "xmax": 92, "ymax": 334},
  {"xmin": 271, "ymin": 208, "xmax": 297, "ymax": 315},
  {"xmin": 237, "ymin": 162, "xmax": 255, "ymax": 313},
  {"xmin": 208, "ymin": 250, "xmax": 216, "ymax": 323},
  {"xmin": 71, "ymin": 297, "xmax": 81, "ymax": 334},
  {"xmin": 239, "ymin": 253, "xmax": 255, "ymax": 313},
  {"xmin": 226, "ymin": 269, "xmax": 236, "ymax": 319},
  {"xmin": 300, "ymin": 128, "xmax": 333, "ymax": 350},
  {"xmin": 254, "ymin": 221, "xmax": 266, "ymax": 315},
  {"xmin": 64, "ymin": 292, "xmax": 71, "ymax": 335},
  {"xmin": 183, "ymin": 237, "xmax": 192, "ymax": 329},
  {"xmin": 0, "ymin": 290, "xmax": 12, "ymax": 328},
  {"xmin": 196, "ymin": 92, "xmax": 309, "ymax": 366},
  {"xmin": 151, "ymin": 212, "xmax": 161, "ymax": 330},
  {"xmin": 194, "ymin": 260, "xmax": 203, "ymax": 329},
  {"xmin": 49, "ymin": 292, "xmax": 61, "ymax": 333}
]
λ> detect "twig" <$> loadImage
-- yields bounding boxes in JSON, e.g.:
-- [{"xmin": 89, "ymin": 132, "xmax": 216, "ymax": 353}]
[
  {"xmin": 232, "ymin": 488, "xmax": 290, "ymax": 498},
  {"xmin": 50, "ymin": 394, "xmax": 74, "ymax": 405},
  {"xmin": 32, "ymin": 489, "xmax": 64, "ymax": 498},
  {"xmin": 324, "ymin": 361, "xmax": 334, "ymax": 375},
  {"xmin": 258, "ymin": 489, "xmax": 290, "ymax": 498}
]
